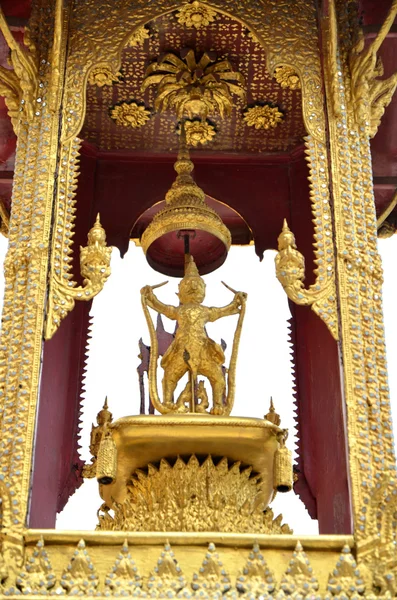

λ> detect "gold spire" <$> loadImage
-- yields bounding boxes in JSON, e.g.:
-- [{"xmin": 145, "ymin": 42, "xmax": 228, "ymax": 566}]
[
  {"xmin": 140, "ymin": 122, "xmax": 231, "ymax": 265},
  {"xmin": 265, "ymin": 397, "xmax": 281, "ymax": 426}
]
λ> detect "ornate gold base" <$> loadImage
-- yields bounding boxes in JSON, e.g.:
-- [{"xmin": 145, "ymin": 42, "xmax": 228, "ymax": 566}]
[{"xmin": 96, "ymin": 455, "xmax": 292, "ymax": 534}]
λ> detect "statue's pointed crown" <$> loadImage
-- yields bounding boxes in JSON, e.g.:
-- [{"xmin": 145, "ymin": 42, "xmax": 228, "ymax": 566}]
[{"xmin": 184, "ymin": 255, "xmax": 200, "ymax": 278}]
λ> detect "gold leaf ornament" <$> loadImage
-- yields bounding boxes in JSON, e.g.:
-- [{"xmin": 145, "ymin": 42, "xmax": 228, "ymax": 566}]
[
  {"xmin": 105, "ymin": 540, "xmax": 142, "ymax": 594},
  {"xmin": 327, "ymin": 545, "xmax": 365, "ymax": 598},
  {"xmin": 244, "ymin": 104, "xmax": 284, "ymax": 130},
  {"xmin": 178, "ymin": 120, "xmax": 216, "ymax": 146},
  {"xmin": 88, "ymin": 65, "xmax": 122, "ymax": 87},
  {"xmin": 126, "ymin": 25, "xmax": 150, "ymax": 47},
  {"xmin": 147, "ymin": 543, "xmax": 187, "ymax": 596},
  {"xmin": 192, "ymin": 543, "xmax": 231, "ymax": 594},
  {"xmin": 110, "ymin": 102, "xmax": 151, "ymax": 129},
  {"xmin": 274, "ymin": 65, "xmax": 301, "ymax": 90},
  {"xmin": 280, "ymin": 541, "xmax": 319, "ymax": 596},
  {"xmin": 16, "ymin": 537, "xmax": 55, "ymax": 594},
  {"xmin": 60, "ymin": 539, "xmax": 99, "ymax": 595},
  {"xmin": 236, "ymin": 543, "xmax": 275, "ymax": 596},
  {"xmin": 176, "ymin": 1, "xmax": 218, "ymax": 29}
]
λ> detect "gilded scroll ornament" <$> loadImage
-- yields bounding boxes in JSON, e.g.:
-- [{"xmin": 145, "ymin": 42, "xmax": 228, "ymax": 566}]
[
  {"xmin": 60, "ymin": 539, "xmax": 99, "ymax": 595},
  {"xmin": 88, "ymin": 65, "xmax": 122, "ymax": 87},
  {"xmin": 45, "ymin": 215, "xmax": 112, "ymax": 340},
  {"xmin": 105, "ymin": 540, "xmax": 142, "ymax": 594},
  {"xmin": 327, "ymin": 545, "xmax": 365, "ymax": 598},
  {"xmin": 176, "ymin": 1, "xmax": 218, "ymax": 29},
  {"xmin": 243, "ymin": 104, "xmax": 284, "ymax": 129},
  {"xmin": 275, "ymin": 220, "xmax": 338, "ymax": 340},
  {"xmin": 16, "ymin": 537, "xmax": 55, "ymax": 594},
  {"xmin": 178, "ymin": 119, "xmax": 216, "ymax": 146},
  {"xmin": 236, "ymin": 543, "xmax": 275, "ymax": 596},
  {"xmin": 280, "ymin": 541, "xmax": 319, "ymax": 597},
  {"xmin": 126, "ymin": 25, "xmax": 150, "ymax": 47},
  {"xmin": 274, "ymin": 66, "xmax": 301, "ymax": 90},
  {"xmin": 142, "ymin": 49, "xmax": 246, "ymax": 120},
  {"xmin": 96, "ymin": 455, "xmax": 292, "ymax": 534},
  {"xmin": 0, "ymin": 7, "xmax": 38, "ymax": 130},
  {"xmin": 147, "ymin": 543, "xmax": 187, "ymax": 597},
  {"xmin": 349, "ymin": 0, "xmax": 397, "ymax": 138},
  {"xmin": 141, "ymin": 256, "xmax": 246, "ymax": 415},
  {"xmin": 110, "ymin": 101, "xmax": 151, "ymax": 129}
]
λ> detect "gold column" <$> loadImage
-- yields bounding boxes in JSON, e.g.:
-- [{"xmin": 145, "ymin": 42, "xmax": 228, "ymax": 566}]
[{"xmin": 0, "ymin": 0, "xmax": 70, "ymax": 569}]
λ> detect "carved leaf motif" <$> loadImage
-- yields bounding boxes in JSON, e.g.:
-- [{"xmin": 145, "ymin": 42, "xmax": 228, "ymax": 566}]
[
  {"xmin": 60, "ymin": 539, "xmax": 99, "ymax": 595},
  {"xmin": 191, "ymin": 543, "xmax": 231, "ymax": 594},
  {"xmin": 105, "ymin": 540, "xmax": 142, "ymax": 594},
  {"xmin": 280, "ymin": 541, "xmax": 319, "ymax": 598},
  {"xmin": 16, "ymin": 537, "xmax": 55, "ymax": 594},
  {"xmin": 147, "ymin": 542, "xmax": 186, "ymax": 597},
  {"xmin": 327, "ymin": 545, "xmax": 365, "ymax": 598},
  {"xmin": 236, "ymin": 543, "xmax": 275, "ymax": 596}
]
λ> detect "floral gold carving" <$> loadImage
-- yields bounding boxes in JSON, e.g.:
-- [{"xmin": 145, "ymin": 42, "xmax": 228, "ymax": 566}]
[
  {"xmin": 280, "ymin": 541, "xmax": 319, "ymax": 597},
  {"xmin": 110, "ymin": 101, "xmax": 151, "ymax": 129},
  {"xmin": 327, "ymin": 545, "xmax": 365, "ymax": 598},
  {"xmin": 244, "ymin": 104, "xmax": 285, "ymax": 130},
  {"xmin": 192, "ymin": 543, "xmax": 231, "ymax": 595},
  {"xmin": 88, "ymin": 65, "xmax": 122, "ymax": 87},
  {"xmin": 105, "ymin": 540, "xmax": 142, "ymax": 594},
  {"xmin": 176, "ymin": 1, "xmax": 218, "ymax": 29},
  {"xmin": 147, "ymin": 542, "xmax": 187, "ymax": 597},
  {"xmin": 45, "ymin": 214, "xmax": 112, "ymax": 340},
  {"xmin": 142, "ymin": 49, "xmax": 246, "ymax": 120},
  {"xmin": 60, "ymin": 539, "xmax": 99, "ymax": 595},
  {"xmin": 236, "ymin": 542, "xmax": 275, "ymax": 596},
  {"xmin": 275, "ymin": 220, "xmax": 338, "ymax": 340},
  {"xmin": 96, "ymin": 455, "xmax": 292, "ymax": 534},
  {"xmin": 126, "ymin": 25, "xmax": 149, "ymax": 47},
  {"xmin": 16, "ymin": 537, "xmax": 55, "ymax": 594},
  {"xmin": 274, "ymin": 65, "xmax": 301, "ymax": 90},
  {"xmin": 179, "ymin": 119, "xmax": 216, "ymax": 146},
  {"xmin": 349, "ymin": 1, "xmax": 397, "ymax": 138}
]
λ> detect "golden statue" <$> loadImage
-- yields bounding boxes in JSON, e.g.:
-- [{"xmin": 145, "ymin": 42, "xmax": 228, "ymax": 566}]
[
  {"xmin": 141, "ymin": 255, "xmax": 246, "ymax": 415},
  {"xmin": 83, "ymin": 398, "xmax": 113, "ymax": 478}
]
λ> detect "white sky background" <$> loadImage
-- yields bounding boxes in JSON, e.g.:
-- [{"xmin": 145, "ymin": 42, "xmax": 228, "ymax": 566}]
[{"xmin": 0, "ymin": 234, "xmax": 395, "ymax": 533}]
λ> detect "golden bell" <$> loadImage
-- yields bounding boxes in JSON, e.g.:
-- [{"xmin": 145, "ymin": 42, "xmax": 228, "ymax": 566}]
[
  {"xmin": 273, "ymin": 440, "xmax": 293, "ymax": 493},
  {"xmin": 96, "ymin": 431, "xmax": 117, "ymax": 485},
  {"xmin": 140, "ymin": 124, "xmax": 231, "ymax": 277}
]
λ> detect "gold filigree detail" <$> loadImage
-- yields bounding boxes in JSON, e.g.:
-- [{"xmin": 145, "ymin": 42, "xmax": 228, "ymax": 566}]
[
  {"xmin": 244, "ymin": 104, "xmax": 284, "ymax": 129},
  {"xmin": 0, "ymin": 200, "xmax": 10, "ymax": 238},
  {"xmin": 147, "ymin": 543, "xmax": 186, "ymax": 597},
  {"xmin": 280, "ymin": 541, "xmax": 319, "ymax": 597},
  {"xmin": 192, "ymin": 543, "xmax": 231, "ymax": 595},
  {"xmin": 97, "ymin": 455, "xmax": 292, "ymax": 534},
  {"xmin": 142, "ymin": 49, "xmax": 246, "ymax": 120},
  {"xmin": 274, "ymin": 65, "xmax": 301, "ymax": 90},
  {"xmin": 327, "ymin": 545, "xmax": 365, "ymax": 598},
  {"xmin": 349, "ymin": 1, "xmax": 397, "ymax": 138},
  {"xmin": 83, "ymin": 398, "xmax": 113, "ymax": 478},
  {"xmin": 176, "ymin": 1, "xmax": 218, "ymax": 29},
  {"xmin": 275, "ymin": 220, "xmax": 338, "ymax": 340},
  {"xmin": 236, "ymin": 543, "xmax": 275, "ymax": 596},
  {"xmin": 45, "ymin": 215, "xmax": 112, "ymax": 340},
  {"xmin": 105, "ymin": 540, "xmax": 142, "ymax": 594},
  {"xmin": 16, "ymin": 537, "xmax": 55, "ymax": 594},
  {"xmin": 88, "ymin": 64, "xmax": 122, "ymax": 87},
  {"xmin": 60, "ymin": 539, "xmax": 99, "ymax": 595},
  {"xmin": 0, "ymin": 7, "xmax": 38, "ymax": 129},
  {"xmin": 110, "ymin": 101, "xmax": 151, "ymax": 129},
  {"xmin": 126, "ymin": 25, "xmax": 149, "ymax": 47},
  {"xmin": 178, "ymin": 119, "xmax": 216, "ymax": 146}
]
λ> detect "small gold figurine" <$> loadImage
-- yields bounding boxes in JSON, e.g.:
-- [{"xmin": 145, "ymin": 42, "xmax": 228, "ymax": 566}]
[
  {"xmin": 141, "ymin": 256, "xmax": 246, "ymax": 415},
  {"xmin": 83, "ymin": 398, "xmax": 113, "ymax": 478}
]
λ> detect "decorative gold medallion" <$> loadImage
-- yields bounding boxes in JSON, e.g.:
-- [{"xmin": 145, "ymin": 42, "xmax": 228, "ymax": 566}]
[
  {"xmin": 142, "ymin": 49, "xmax": 246, "ymax": 120},
  {"xmin": 88, "ymin": 65, "xmax": 122, "ymax": 87},
  {"xmin": 126, "ymin": 25, "xmax": 149, "ymax": 47},
  {"xmin": 274, "ymin": 65, "xmax": 301, "ymax": 90},
  {"xmin": 244, "ymin": 103, "xmax": 285, "ymax": 129},
  {"xmin": 178, "ymin": 119, "xmax": 216, "ymax": 146},
  {"xmin": 176, "ymin": 1, "xmax": 218, "ymax": 29},
  {"xmin": 110, "ymin": 101, "xmax": 151, "ymax": 129}
]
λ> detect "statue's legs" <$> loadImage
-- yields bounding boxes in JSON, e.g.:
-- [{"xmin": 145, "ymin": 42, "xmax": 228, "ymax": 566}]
[
  {"xmin": 199, "ymin": 362, "xmax": 226, "ymax": 412},
  {"xmin": 162, "ymin": 357, "xmax": 188, "ymax": 407}
]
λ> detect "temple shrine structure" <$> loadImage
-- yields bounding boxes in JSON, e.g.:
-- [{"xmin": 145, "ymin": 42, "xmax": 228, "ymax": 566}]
[{"xmin": 0, "ymin": 0, "xmax": 396, "ymax": 597}]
